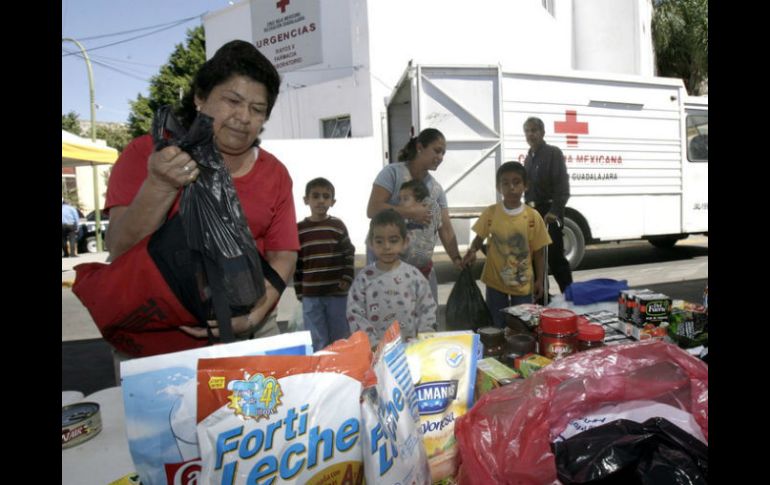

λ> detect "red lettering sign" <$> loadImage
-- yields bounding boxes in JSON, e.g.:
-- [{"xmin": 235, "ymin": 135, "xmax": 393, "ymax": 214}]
[
  {"xmin": 276, "ymin": 0, "xmax": 290, "ymax": 14},
  {"xmin": 554, "ymin": 110, "xmax": 588, "ymax": 147}
]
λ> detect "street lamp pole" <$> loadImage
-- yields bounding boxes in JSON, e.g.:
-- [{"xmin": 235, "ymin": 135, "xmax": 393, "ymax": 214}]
[{"xmin": 62, "ymin": 37, "xmax": 104, "ymax": 252}]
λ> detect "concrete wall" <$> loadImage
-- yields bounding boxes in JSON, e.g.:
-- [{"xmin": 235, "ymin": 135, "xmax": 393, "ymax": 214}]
[
  {"xmin": 260, "ymin": 137, "xmax": 382, "ymax": 250},
  {"xmin": 204, "ymin": 1, "xmax": 253, "ymax": 58},
  {"xmin": 75, "ymin": 165, "xmax": 112, "ymax": 214},
  {"xmin": 206, "ymin": 0, "xmax": 655, "ymax": 142},
  {"xmin": 572, "ymin": 0, "xmax": 655, "ymax": 76}
]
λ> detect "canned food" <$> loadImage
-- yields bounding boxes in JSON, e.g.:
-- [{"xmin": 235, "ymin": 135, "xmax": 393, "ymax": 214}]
[
  {"xmin": 62, "ymin": 402, "xmax": 102, "ymax": 449},
  {"xmin": 577, "ymin": 322, "xmax": 606, "ymax": 351},
  {"xmin": 477, "ymin": 326, "xmax": 506, "ymax": 359},
  {"xmin": 538, "ymin": 308, "xmax": 578, "ymax": 360}
]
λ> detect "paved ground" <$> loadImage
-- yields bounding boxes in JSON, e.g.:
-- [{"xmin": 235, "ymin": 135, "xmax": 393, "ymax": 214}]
[
  {"xmin": 61, "ymin": 236, "xmax": 708, "ymax": 341},
  {"xmin": 62, "ymin": 237, "xmax": 708, "ymax": 394}
]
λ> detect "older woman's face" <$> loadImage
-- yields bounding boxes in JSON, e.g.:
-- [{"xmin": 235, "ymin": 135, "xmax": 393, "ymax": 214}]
[
  {"xmin": 416, "ymin": 137, "xmax": 446, "ymax": 171},
  {"xmin": 195, "ymin": 75, "xmax": 268, "ymax": 156}
]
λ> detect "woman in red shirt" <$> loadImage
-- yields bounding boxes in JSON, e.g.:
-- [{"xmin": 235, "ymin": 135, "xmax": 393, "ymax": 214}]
[{"xmin": 104, "ymin": 40, "xmax": 299, "ymax": 352}]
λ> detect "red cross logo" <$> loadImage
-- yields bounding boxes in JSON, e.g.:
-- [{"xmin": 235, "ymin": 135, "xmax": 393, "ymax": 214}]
[
  {"xmin": 276, "ymin": 0, "xmax": 290, "ymax": 13},
  {"xmin": 554, "ymin": 110, "xmax": 588, "ymax": 147}
]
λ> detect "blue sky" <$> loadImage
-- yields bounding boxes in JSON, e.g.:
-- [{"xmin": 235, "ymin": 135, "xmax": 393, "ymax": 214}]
[{"xmin": 62, "ymin": 0, "xmax": 237, "ymax": 124}]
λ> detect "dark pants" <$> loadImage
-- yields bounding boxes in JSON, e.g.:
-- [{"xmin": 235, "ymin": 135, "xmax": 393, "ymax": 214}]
[
  {"xmin": 535, "ymin": 203, "xmax": 573, "ymax": 294},
  {"xmin": 62, "ymin": 224, "xmax": 78, "ymax": 257},
  {"xmin": 486, "ymin": 286, "xmax": 533, "ymax": 328}
]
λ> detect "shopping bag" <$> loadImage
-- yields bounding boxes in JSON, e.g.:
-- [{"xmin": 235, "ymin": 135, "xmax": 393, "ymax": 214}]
[
  {"xmin": 454, "ymin": 340, "xmax": 708, "ymax": 485},
  {"xmin": 445, "ymin": 266, "xmax": 494, "ymax": 331},
  {"xmin": 73, "ymin": 107, "xmax": 281, "ymax": 356},
  {"xmin": 553, "ymin": 417, "xmax": 708, "ymax": 484}
]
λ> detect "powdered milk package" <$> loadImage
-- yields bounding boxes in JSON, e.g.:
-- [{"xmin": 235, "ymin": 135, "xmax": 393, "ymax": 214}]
[
  {"xmin": 405, "ymin": 332, "xmax": 480, "ymax": 483},
  {"xmin": 196, "ymin": 332, "xmax": 373, "ymax": 485},
  {"xmin": 361, "ymin": 322, "xmax": 431, "ymax": 484},
  {"xmin": 121, "ymin": 331, "xmax": 313, "ymax": 485}
]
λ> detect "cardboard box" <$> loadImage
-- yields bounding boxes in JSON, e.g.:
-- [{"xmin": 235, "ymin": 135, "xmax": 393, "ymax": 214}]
[
  {"xmin": 609, "ymin": 320, "xmax": 667, "ymax": 341},
  {"xmin": 631, "ymin": 293, "xmax": 671, "ymax": 325},
  {"xmin": 514, "ymin": 353, "xmax": 553, "ymax": 378},
  {"xmin": 618, "ymin": 289, "xmax": 654, "ymax": 321},
  {"xmin": 475, "ymin": 357, "xmax": 520, "ymax": 399}
]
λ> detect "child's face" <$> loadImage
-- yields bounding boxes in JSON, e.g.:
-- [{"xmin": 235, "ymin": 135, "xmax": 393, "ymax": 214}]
[
  {"xmin": 497, "ymin": 171, "xmax": 527, "ymax": 208},
  {"xmin": 370, "ymin": 224, "xmax": 407, "ymax": 267},
  {"xmin": 303, "ymin": 186, "xmax": 335, "ymax": 218},
  {"xmin": 399, "ymin": 188, "xmax": 419, "ymax": 207}
]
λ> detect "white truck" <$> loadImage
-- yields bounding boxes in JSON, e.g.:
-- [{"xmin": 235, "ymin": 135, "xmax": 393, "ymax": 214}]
[{"xmin": 385, "ymin": 64, "xmax": 708, "ymax": 268}]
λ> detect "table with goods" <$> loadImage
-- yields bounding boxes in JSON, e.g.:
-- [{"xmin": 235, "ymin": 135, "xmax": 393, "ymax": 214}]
[{"xmin": 62, "ymin": 282, "xmax": 708, "ymax": 485}]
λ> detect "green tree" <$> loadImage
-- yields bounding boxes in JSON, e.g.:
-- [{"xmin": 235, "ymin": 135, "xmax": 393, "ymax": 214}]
[
  {"xmin": 652, "ymin": 0, "xmax": 708, "ymax": 95},
  {"xmin": 95, "ymin": 124, "xmax": 132, "ymax": 152},
  {"xmin": 62, "ymin": 111, "xmax": 82, "ymax": 135},
  {"xmin": 128, "ymin": 25, "xmax": 206, "ymax": 137}
]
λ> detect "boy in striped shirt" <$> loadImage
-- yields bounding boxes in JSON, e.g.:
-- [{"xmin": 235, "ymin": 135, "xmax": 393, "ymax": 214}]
[{"xmin": 294, "ymin": 178, "xmax": 356, "ymax": 350}]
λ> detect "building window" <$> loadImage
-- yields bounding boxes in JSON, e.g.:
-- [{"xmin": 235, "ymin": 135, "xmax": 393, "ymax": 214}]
[
  {"xmin": 685, "ymin": 111, "xmax": 707, "ymax": 162},
  {"xmin": 322, "ymin": 115, "xmax": 351, "ymax": 138},
  {"xmin": 541, "ymin": 0, "xmax": 555, "ymax": 17}
]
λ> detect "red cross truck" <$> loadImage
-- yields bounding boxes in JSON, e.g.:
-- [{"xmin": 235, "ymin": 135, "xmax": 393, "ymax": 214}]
[{"xmin": 385, "ymin": 64, "xmax": 708, "ymax": 269}]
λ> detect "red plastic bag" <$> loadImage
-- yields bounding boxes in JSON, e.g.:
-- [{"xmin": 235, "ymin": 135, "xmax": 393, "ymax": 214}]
[{"xmin": 454, "ymin": 340, "xmax": 707, "ymax": 485}]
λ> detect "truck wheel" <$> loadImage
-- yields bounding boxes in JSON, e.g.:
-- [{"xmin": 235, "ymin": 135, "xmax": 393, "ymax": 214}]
[
  {"xmin": 85, "ymin": 236, "xmax": 98, "ymax": 253},
  {"xmin": 648, "ymin": 236, "xmax": 680, "ymax": 249},
  {"xmin": 562, "ymin": 216, "xmax": 585, "ymax": 270}
]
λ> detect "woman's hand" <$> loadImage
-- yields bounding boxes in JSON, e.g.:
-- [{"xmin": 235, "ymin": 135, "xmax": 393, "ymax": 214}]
[
  {"xmin": 367, "ymin": 185, "xmax": 431, "ymax": 224},
  {"xmin": 407, "ymin": 203, "xmax": 432, "ymax": 225},
  {"xmin": 179, "ymin": 314, "xmax": 259, "ymax": 340},
  {"xmin": 146, "ymin": 145, "xmax": 200, "ymax": 194},
  {"xmin": 179, "ymin": 296, "xmax": 272, "ymax": 339},
  {"xmin": 180, "ymin": 251, "xmax": 297, "ymax": 340}
]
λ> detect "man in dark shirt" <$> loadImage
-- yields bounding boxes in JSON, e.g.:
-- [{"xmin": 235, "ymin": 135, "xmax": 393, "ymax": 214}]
[{"xmin": 523, "ymin": 117, "xmax": 573, "ymax": 298}]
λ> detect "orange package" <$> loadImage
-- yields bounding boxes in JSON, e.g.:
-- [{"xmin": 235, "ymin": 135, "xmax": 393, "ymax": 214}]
[{"xmin": 196, "ymin": 331, "xmax": 373, "ymax": 485}]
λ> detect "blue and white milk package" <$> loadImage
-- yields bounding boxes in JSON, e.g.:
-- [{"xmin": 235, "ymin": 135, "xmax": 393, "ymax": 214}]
[
  {"xmin": 121, "ymin": 331, "xmax": 313, "ymax": 485},
  {"xmin": 361, "ymin": 322, "xmax": 431, "ymax": 484}
]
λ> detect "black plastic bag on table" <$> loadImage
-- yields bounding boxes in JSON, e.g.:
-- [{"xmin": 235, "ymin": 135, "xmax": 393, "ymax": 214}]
[
  {"xmin": 553, "ymin": 417, "xmax": 708, "ymax": 485},
  {"xmin": 445, "ymin": 266, "xmax": 494, "ymax": 331},
  {"xmin": 151, "ymin": 106, "xmax": 266, "ymax": 341}
]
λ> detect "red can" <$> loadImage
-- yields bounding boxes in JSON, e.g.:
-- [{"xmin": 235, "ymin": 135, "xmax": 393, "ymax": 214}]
[{"xmin": 538, "ymin": 308, "xmax": 578, "ymax": 359}]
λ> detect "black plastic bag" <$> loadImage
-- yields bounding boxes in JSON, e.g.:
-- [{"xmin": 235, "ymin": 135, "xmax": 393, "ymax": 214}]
[
  {"xmin": 553, "ymin": 417, "xmax": 708, "ymax": 485},
  {"xmin": 445, "ymin": 266, "xmax": 494, "ymax": 331},
  {"xmin": 151, "ymin": 106, "xmax": 266, "ymax": 341}
]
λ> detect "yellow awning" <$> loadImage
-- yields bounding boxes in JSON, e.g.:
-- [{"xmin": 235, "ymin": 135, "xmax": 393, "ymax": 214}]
[{"xmin": 62, "ymin": 130, "xmax": 118, "ymax": 166}]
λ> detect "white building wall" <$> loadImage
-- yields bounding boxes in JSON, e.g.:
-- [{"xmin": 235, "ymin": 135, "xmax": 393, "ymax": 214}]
[
  {"xmin": 203, "ymin": 1, "xmax": 253, "ymax": 59},
  {"xmin": 75, "ymin": 165, "xmax": 111, "ymax": 213},
  {"xmin": 206, "ymin": 0, "xmax": 655, "ymax": 142},
  {"xmin": 260, "ymin": 137, "xmax": 382, "ymax": 248},
  {"xmin": 572, "ymin": 0, "xmax": 655, "ymax": 76}
]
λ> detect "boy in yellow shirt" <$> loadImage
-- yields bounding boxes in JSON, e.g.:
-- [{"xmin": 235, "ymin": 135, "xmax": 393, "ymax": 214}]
[{"xmin": 462, "ymin": 161, "xmax": 551, "ymax": 327}]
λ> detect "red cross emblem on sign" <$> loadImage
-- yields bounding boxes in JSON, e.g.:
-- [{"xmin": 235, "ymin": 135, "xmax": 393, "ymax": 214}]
[
  {"xmin": 276, "ymin": 0, "xmax": 290, "ymax": 13},
  {"xmin": 554, "ymin": 110, "xmax": 588, "ymax": 147}
]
